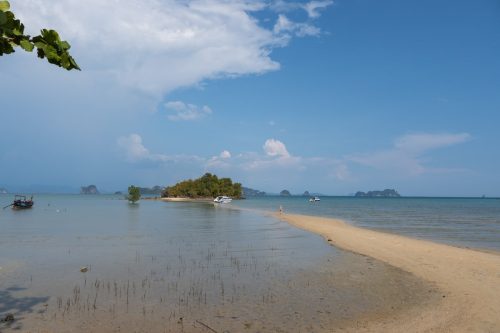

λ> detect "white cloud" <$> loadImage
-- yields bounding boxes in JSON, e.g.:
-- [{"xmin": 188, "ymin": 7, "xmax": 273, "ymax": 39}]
[
  {"xmin": 333, "ymin": 163, "xmax": 350, "ymax": 180},
  {"xmin": 270, "ymin": 0, "xmax": 333, "ymax": 19},
  {"xmin": 117, "ymin": 134, "xmax": 203, "ymax": 164},
  {"xmin": 394, "ymin": 133, "xmax": 471, "ymax": 153},
  {"xmin": 303, "ymin": 0, "xmax": 334, "ymax": 18},
  {"xmin": 220, "ymin": 150, "xmax": 231, "ymax": 159},
  {"xmin": 115, "ymin": 133, "xmax": 340, "ymax": 180},
  {"xmin": 117, "ymin": 135, "xmax": 349, "ymax": 186},
  {"xmin": 206, "ymin": 150, "xmax": 232, "ymax": 169},
  {"xmin": 348, "ymin": 133, "xmax": 471, "ymax": 175},
  {"xmin": 165, "ymin": 101, "xmax": 212, "ymax": 121},
  {"xmin": 273, "ymin": 14, "xmax": 321, "ymax": 37},
  {"xmin": 12, "ymin": 0, "xmax": 329, "ymax": 97},
  {"xmin": 117, "ymin": 134, "xmax": 167, "ymax": 162},
  {"xmin": 116, "ymin": 132, "xmax": 472, "ymax": 193},
  {"xmin": 263, "ymin": 138, "xmax": 290, "ymax": 157}
]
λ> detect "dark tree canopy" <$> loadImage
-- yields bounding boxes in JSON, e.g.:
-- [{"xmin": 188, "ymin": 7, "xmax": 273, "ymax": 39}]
[
  {"xmin": 127, "ymin": 185, "xmax": 141, "ymax": 203},
  {"xmin": 0, "ymin": 1, "xmax": 80, "ymax": 70},
  {"xmin": 162, "ymin": 173, "xmax": 243, "ymax": 199}
]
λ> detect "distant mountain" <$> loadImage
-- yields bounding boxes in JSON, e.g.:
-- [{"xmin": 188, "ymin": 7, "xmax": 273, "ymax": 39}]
[
  {"xmin": 242, "ymin": 187, "xmax": 266, "ymax": 197},
  {"xmin": 139, "ymin": 186, "xmax": 163, "ymax": 195},
  {"xmin": 303, "ymin": 191, "xmax": 310, "ymax": 196},
  {"xmin": 0, "ymin": 187, "xmax": 7, "ymax": 194},
  {"xmin": 355, "ymin": 189, "xmax": 401, "ymax": 198},
  {"xmin": 280, "ymin": 189, "xmax": 291, "ymax": 196},
  {"xmin": 81, "ymin": 185, "xmax": 99, "ymax": 195}
]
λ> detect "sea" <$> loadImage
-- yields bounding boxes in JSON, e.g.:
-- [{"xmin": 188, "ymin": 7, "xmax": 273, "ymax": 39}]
[
  {"xmin": 0, "ymin": 194, "xmax": 498, "ymax": 331},
  {"xmin": 235, "ymin": 196, "xmax": 500, "ymax": 252}
]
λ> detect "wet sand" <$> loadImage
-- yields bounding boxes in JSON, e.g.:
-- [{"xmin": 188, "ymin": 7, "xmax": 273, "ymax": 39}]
[
  {"xmin": 276, "ymin": 213, "xmax": 500, "ymax": 332},
  {"xmin": 0, "ymin": 250, "xmax": 440, "ymax": 333}
]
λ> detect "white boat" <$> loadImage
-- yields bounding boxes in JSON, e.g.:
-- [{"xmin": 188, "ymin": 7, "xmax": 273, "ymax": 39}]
[
  {"xmin": 309, "ymin": 196, "xmax": 321, "ymax": 202},
  {"xmin": 214, "ymin": 196, "xmax": 232, "ymax": 204}
]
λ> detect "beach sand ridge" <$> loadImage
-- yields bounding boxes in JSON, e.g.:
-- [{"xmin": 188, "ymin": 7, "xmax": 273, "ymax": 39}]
[{"xmin": 275, "ymin": 213, "xmax": 500, "ymax": 332}]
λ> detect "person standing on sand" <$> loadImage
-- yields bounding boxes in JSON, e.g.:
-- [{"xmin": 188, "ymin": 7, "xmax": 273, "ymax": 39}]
[{"xmin": 279, "ymin": 205, "xmax": 283, "ymax": 214}]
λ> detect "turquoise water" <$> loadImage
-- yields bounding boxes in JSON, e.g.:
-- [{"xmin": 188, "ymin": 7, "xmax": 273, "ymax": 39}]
[
  {"xmin": 234, "ymin": 196, "xmax": 500, "ymax": 251},
  {"xmin": 0, "ymin": 194, "xmax": 455, "ymax": 331},
  {"xmin": 2, "ymin": 194, "xmax": 407, "ymax": 332},
  {"xmin": 0, "ymin": 194, "xmax": 335, "ymax": 284}
]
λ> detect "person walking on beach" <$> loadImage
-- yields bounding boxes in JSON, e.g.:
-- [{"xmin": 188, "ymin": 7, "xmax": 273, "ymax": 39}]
[{"xmin": 279, "ymin": 205, "xmax": 283, "ymax": 214}]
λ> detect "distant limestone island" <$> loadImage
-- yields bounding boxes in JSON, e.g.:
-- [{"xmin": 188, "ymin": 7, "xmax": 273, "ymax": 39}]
[
  {"xmin": 0, "ymin": 187, "xmax": 8, "ymax": 194},
  {"xmin": 280, "ymin": 190, "xmax": 322, "ymax": 197},
  {"xmin": 280, "ymin": 190, "xmax": 292, "ymax": 196},
  {"xmin": 355, "ymin": 189, "xmax": 401, "ymax": 198},
  {"xmin": 80, "ymin": 185, "xmax": 163, "ymax": 196},
  {"xmin": 161, "ymin": 173, "xmax": 242, "ymax": 199},
  {"xmin": 138, "ymin": 186, "xmax": 163, "ymax": 195},
  {"xmin": 115, "ymin": 186, "xmax": 163, "ymax": 196},
  {"xmin": 242, "ymin": 187, "xmax": 266, "ymax": 197},
  {"xmin": 80, "ymin": 185, "xmax": 99, "ymax": 195}
]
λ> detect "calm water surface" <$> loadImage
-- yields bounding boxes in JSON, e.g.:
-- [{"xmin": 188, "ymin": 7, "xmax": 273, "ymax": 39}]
[
  {"xmin": 235, "ymin": 196, "xmax": 500, "ymax": 251},
  {"xmin": 0, "ymin": 194, "xmax": 435, "ymax": 332}
]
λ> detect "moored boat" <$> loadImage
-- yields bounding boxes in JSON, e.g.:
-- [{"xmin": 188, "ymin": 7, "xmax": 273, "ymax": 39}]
[
  {"xmin": 309, "ymin": 196, "xmax": 321, "ymax": 202},
  {"xmin": 214, "ymin": 196, "xmax": 232, "ymax": 204},
  {"xmin": 11, "ymin": 195, "xmax": 34, "ymax": 209}
]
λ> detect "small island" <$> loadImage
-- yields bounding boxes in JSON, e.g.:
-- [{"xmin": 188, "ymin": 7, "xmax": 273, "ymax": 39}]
[
  {"xmin": 280, "ymin": 189, "xmax": 291, "ymax": 196},
  {"xmin": 161, "ymin": 173, "xmax": 242, "ymax": 199},
  {"xmin": 139, "ymin": 186, "xmax": 163, "ymax": 195},
  {"xmin": 242, "ymin": 187, "xmax": 266, "ymax": 197},
  {"xmin": 80, "ymin": 185, "xmax": 99, "ymax": 195},
  {"xmin": 0, "ymin": 187, "xmax": 8, "ymax": 194},
  {"xmin": 355, "ymin": 189, "xmax": 401, "ymax": 198}
]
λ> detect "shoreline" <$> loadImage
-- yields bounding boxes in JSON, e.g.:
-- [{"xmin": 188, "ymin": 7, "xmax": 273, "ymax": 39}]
[
  {"xmin": 274, "ymin": 212, "xmax": 500, "ymax": 332},
  {"xmin": 154, "ymin": 197, "xmax": 215, "ymax": 203}
]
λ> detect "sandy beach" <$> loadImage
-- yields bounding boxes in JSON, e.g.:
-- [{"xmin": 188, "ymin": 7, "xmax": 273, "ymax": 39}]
[{"xmin": 275, "ymin": 213, "xmax": 500, "ymax": 332}]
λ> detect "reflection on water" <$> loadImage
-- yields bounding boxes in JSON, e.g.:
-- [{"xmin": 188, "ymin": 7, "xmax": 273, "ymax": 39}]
[{"xmin": 0, "ymin": 195, "xmax": 438, "ymax": 332}]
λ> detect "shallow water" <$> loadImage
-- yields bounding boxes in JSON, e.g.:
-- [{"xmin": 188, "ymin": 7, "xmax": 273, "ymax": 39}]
[
  {"xmin": 0, "ymin": 195, "xmax": 438, "ymax": 332},
  {"xmin": 235, "ymin": 196, "xmax": 500, "ymax": 251}
]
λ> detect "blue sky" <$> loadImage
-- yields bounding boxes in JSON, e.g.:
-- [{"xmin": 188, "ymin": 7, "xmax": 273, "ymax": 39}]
[{"xmin": 1, "ymin": 0, "xmax": 499, "ymax": 196}]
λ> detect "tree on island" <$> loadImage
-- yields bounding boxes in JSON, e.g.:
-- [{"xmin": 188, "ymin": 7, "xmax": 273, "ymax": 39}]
[
  {"xmin": 0, "ymin": 1, "xmax": 80, "ymax": 70},
  {"xmin": 162, "ymin": 173, "xmax": 242, "ymax": 199},
  {"xmin": 127, "ymin": 185, "xmax": 141, "ymax": 203}
]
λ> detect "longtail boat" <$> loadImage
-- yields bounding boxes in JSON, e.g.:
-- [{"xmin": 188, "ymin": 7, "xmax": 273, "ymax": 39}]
[{"xmin": 3, "ymin": 195, "xmax": 34, "ymax": 210}]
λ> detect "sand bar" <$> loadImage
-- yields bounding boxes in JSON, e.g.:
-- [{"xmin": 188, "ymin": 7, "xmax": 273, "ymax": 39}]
[{"xmin": 275, "ymin": 213, "xmax": 500, "ymax": 332}]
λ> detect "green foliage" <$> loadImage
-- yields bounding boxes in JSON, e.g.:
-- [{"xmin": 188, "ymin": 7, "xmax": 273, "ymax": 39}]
[
  {"xmin": 162, "ymin": 173, "xmax": 243, "ymax": 199},
  {"xmin": 0, "ymin": 1, "xmax": 80, "ymax": 70},
  {"xmin": 127, "ymin": 185, "xmax": 141, "ymax": 203}
]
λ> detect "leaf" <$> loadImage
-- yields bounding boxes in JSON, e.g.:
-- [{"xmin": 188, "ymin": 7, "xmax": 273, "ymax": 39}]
[
  {"xmin": 60, "ymin": 40, "xmax": 70, "ymax": 50},
  {"xmin": 0, "ymin": 36, "xmax": 15, "ymax": 55},
  {"xmin": 19, "ymin": 39, "xmax": 33, "ymax": 52},
  {"xmin": 41, "ymin": 29, "xmax": 60, "ymax": 45},
  {"xmin": 12, "ymin": 27, "xmax": 23, "ymax": 36},
  {"xmin": 0, "ymin": 1, "xmax": 10, "ymax": 12},
  {"xmin": 0, "ymin": 10, "xmax": 6, "ymax": 24}
]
